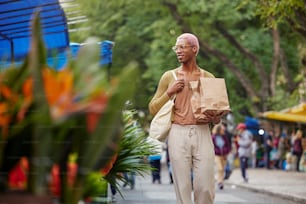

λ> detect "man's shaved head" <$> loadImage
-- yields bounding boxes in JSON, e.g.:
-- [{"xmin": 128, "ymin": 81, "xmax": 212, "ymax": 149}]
[{"xmin": 177, "ymin": 33, "xmax": 199, "ymax": 54}]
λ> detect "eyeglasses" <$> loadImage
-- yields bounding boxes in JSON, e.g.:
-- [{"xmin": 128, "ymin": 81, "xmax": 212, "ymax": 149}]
[{"xmin": 172, "ymin": 45, "xmax": 193, "ymax": 52}]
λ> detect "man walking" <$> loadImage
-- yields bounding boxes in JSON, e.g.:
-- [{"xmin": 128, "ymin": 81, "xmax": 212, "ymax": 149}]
[
  {"xmin": 149, "ymin": 33, "xmax": 221, "ymax": 204},
  {"xmin": 236, "ymin": 123, "xmax": 253, "ymax": 182}
]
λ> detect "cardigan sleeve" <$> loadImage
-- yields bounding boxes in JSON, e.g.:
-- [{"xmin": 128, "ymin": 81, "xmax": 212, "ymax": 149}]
[{"xmin": 148, "ymin": 70, "xmax": 176, "ymax": 116}]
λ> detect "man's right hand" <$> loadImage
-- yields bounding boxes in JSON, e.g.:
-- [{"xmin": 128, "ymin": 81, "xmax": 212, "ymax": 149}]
[{"xmin": 167, "ymin": 79, "xmax": 185, "ymax": 97}]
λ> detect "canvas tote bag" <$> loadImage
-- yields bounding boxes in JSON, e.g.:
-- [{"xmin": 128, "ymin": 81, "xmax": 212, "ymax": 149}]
[
  {"xmin": 149, "ymin": 71, "xmax": 177, "ymax": 142},
  {"xmin": 191, "ymin": 77, "xmax": 230, "ymax": 123}
]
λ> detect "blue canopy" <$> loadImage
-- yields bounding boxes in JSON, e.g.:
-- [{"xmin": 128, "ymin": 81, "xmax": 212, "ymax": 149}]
[
  {"xmin": 0, "ymin": 0, "xmax": 70, "ymax": 63},
  {"xmin": 47, "ymin": 40, "xmax": 114, "ymax": 70},
  {"xmin": 0, "ymin": 0, "xmax": 114, "ymax": 70}
]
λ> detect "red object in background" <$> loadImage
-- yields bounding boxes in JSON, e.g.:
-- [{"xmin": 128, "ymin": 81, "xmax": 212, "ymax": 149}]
[
  {"xmin": 86, "ymin": 93, "xmax": 108, "ymax": 133},
  {"xmin": 101, "ymin": 154, "xmax": 117, "ymax": 176},
  {"xmin": 8, "ymin": 157, "xmax": 29, "ymax": 190},
  {"xmin": 49, "ymin": 161, "xmax": 78, "ymax": 197},
  {"xmin": 49, "ymin": 164, "xmax": 61, "ymax": 197},
  {"xmin": 67, "ymin": 162, "xmax": 78, "ymax": 187},
  {"xmin": 236, "ymin": 123, "xmax": 246, "ymax": 130}
]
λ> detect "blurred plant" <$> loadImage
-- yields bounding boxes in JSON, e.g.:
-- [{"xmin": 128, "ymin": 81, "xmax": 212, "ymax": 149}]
[
  {"xmin": 103, "ymin": 109, "xmax": 158, "ymax": 195},
  {"xmin": 0, "ymin": 11, "xmax": 139, "ymax": 204}
]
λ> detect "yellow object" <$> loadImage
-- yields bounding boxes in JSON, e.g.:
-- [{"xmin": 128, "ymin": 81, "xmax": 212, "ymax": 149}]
[{"xmin": 262, "ymin": 103, "xmax": 306, "ymax": 123}]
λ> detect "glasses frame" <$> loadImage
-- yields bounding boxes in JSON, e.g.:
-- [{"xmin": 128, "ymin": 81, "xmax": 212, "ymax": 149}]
[{"xmin": 172, "ymin": 45, "xmax": 194, "ymax": 52}]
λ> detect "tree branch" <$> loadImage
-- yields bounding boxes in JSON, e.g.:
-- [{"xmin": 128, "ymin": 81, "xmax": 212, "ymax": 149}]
[
  {"xmin": 214, "ymin": 22, "xmax": 268, "ymax": 80},
  {"xmin": 279, "ymin": 48, "xmax": 298, "ymax": 92},
  {"xmin": 163, "ymin": 2, "xmax": 260, "ymax": 102},
  {"xmin": 215, "ymin": 22, "xmax": 270, "ymax": 98}
]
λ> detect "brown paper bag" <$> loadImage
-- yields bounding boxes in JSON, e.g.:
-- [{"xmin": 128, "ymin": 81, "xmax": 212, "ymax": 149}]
[{"xmin": 191, "ymin": 77, "xmax": 230, "ymax": 122}]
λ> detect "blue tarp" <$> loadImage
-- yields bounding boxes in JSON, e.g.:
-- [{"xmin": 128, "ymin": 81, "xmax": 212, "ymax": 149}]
[
  {"xmin": 0, "ymin": 0, "xmax": 69, "ymax": 62},
  {"xmin": 47, "ymin": 41, "xmax": 114, "ymax": 70},
  {"xmin": 0, "ymin": 0, "xmax": 113, "ymax": 70}
]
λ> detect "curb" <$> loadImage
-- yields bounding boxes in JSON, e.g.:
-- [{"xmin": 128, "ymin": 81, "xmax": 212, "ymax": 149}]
[{"xmin": 225, "ymin": 181, "xmax": 306, "ymax": 203}]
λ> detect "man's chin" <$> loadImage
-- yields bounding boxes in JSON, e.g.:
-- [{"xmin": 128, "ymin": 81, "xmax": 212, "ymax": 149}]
[{"xmin": 177, "ymin": 58, "xmax": 184, "ymax": 63}]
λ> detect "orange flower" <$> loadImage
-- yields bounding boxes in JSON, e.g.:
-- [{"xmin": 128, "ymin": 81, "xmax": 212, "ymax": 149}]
[
  {"xmin": 16, "ymin": 66, "xmax": 108, "ymax": 122},
  {"xmin": 0, "ymin": 85, "xmax": 18, "ymax": 136},
  {"xmin": 0, "ymin": 103, "xmax": 11, "ymax": 136},
  {"xmin": 42, "ymin": 68, "xmax": 73, "ymax": 106}
]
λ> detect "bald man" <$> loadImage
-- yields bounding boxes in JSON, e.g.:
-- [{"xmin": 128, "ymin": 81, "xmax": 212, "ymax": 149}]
[{"xmin": 149, "ymin": 33, "xmax": 219, "ymax": 204}]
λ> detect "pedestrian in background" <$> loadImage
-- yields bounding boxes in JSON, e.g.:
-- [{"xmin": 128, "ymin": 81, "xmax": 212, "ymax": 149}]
[
  {"xmin": 222, "ymin": 122, "xmax": 233, "ymax": 180},
  {"xmin": 148, "ymin": 138, "xmax": 163, "ymax": 184},
  {"xmin": 149, "ymin": 33, "xmax": 220, "ymax": 204},
  {"xmin": 236, "ymin": 123, "xmax": 253, "ymax": 183},
  {"xmin": 212, "ymin": 123, "xmax": 231, "ymax": 190},
  {"xmin": 122, "ymin": 171, "xmax": 136, "ymax": 189},
  {"xmin": 110, "ymin": 183, "xmax": 117, "ymax": 202},
  {"xmin": 264, "ymin": 130, "xmax": 274, "ymax": 169},
  {"xmin": 292, "ymin": 130, "xmax": 303, "ymax": 172},
  {"xmin": 272, "ymin": 133, "xmax": 281, "ymax": 168},
  {"xmin": 278, "ymin": 131, "xmax": 289, "ymax": 169},
  {"xmin": 251, "ymin": 137, "xmax": 258, "ymax": 168}
]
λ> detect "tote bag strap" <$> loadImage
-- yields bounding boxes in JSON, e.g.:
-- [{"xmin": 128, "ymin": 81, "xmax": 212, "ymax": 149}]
[
  {"xmin": 171, "ymin": 70, "xmax": 177, "ymax": 80},
  {"xmin": 171, "ymin": 70, "xmax": 177, "ymax": 100}
]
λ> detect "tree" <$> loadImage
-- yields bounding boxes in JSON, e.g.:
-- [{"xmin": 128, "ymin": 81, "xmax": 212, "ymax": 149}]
[
  {"xmin": 71, "ymin": 0, "xmax": 302, "ymax": 119},
  {"xmin": 248, "ymin": 0, "xmax": 306, "ymax": 38}
]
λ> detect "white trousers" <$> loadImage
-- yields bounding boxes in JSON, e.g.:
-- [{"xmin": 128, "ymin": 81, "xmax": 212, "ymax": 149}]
[{"xmin": 168, "ymin": 124, "xmax": 215, "ymax": 204}]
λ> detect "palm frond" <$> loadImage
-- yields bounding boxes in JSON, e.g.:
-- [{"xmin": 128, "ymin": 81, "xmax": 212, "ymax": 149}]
[{"xmin": 104, "ymin": 109, "xmax": 158, "ymax": 193}]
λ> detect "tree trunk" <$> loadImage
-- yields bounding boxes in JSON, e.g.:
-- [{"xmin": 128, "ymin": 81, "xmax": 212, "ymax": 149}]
[
  {"xmin": 279, "ymin": 48, "xmax": 297, "ymax": 92},
  {"xmin": 270, "ymin": 28, "xmax": 280, "ymax": 97}
]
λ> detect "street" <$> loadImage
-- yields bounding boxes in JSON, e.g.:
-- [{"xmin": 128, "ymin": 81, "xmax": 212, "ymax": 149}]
[{"xmin": 108, "ymin": 163, "xmax": 302, "ymax": 204}]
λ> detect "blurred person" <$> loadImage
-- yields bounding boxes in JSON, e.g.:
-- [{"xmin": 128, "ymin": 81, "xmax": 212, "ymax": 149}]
[
  {"xmin": 236, "ymin": 123, "xmax": 253, "ymax": 183},
  {"xmin": 232, "ymin": 134, "xmax": 240, "ymax": 168},
  {"xmin": 110, "ymin": 185, "xmax": 116, "ymax": 202},
  {"xmin": 212, "ymin": 123, "xmax": 231, "ymax": 190},
  {"xmin": 264, "ymin": 130, "xmax": 274, "ymax": 169},
  {"xmin": 149, "ymin": 33, "xmax": 221, "ymax": 204},
  {"xmin": 292, "ymin": 130, "xmax": 303, "ymax": 172},
  {"xmin": 222, "ymin": 122, "xmax": 233, "ymax": 180},
  {"xmin": 278, "ymin": 131, "xmax": 289, "ymax": 169},
  {"xmin": 148, "ymin": 138, "xmax": 163, "ymax": 184},
  {"xmin": 122, "ymin": 171, "xmax": 136, "ymax": 189},
  {"xmin": 251, "ymin": 137, "xmax": 258, "ymax": 168},
  {"xmin": 273, "ymin": 133, "xmax": 281, "ymax": 168}
]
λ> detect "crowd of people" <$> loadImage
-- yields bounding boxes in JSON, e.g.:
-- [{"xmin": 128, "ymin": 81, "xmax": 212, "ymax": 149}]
[
  {"xmin": 262, "ymin": 129, "xmax": 304, "ymax": 172},
  {"xmin": 160, "ymin": 121, "xmax": 305, "ymax": 192},
  {"xmin": 211, "ymin": 122, "xmax": 305, "ymax": 190}
]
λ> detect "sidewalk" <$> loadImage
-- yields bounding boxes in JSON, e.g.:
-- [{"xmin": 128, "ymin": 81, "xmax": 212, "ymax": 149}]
[
  {"xmin": 225, "ymin": 168, "xmax": 306, "ymax": 203},
  {"xmin": 112, "ymin": 164, "xmax": 306, "ymax": 203},
  {"xmin": 112, "ymin": 163, "xmax": 176, "ymax": 204}
]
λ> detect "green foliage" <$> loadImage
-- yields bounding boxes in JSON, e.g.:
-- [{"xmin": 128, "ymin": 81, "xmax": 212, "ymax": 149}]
[
  {"xmin": 104, "ymin": 109, "xmax": 157, "ymax": 191},
  {"xmin": 83, "ymin": 172, "xmax": 108, "ymax": 199},
  {"xmin": 69, "ymin": 0, "xmax": 303, "ymax": 121},
  {"xmin": 244, "ymin": 0, "xmax": 305, "ymax": 28},
  {"xmin": 266, "ymin": 88, "xmax": 300, "ymax": 111}
]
